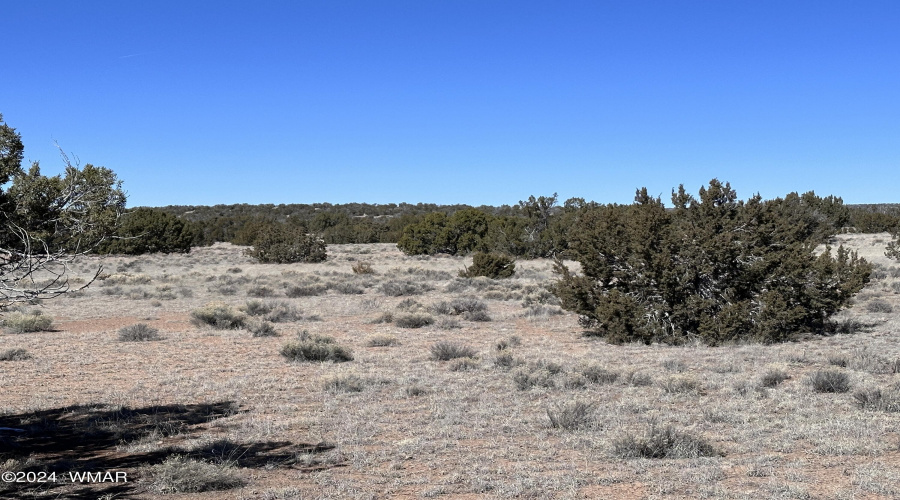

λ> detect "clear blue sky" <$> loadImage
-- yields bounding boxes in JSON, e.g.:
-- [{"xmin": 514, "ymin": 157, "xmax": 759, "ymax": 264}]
[{"xmin": 3, "ymin": 1, "xmax": 898, "ymax": 207}]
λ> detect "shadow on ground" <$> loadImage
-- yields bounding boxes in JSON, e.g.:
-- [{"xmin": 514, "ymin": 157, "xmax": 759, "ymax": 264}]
[{"xmin": 0, "ymin": 401, "xmax": 339, "ymax": 499}]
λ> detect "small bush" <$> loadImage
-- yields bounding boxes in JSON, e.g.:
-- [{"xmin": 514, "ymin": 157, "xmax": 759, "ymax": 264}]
[
  {"xmin": 435, "ymin": 317, "xmax": 461, "ymax": 329},
  {"xmin": 449, "ymin": 297, "xmax": 487, "ymax": 315},
  {"xmin": 118, "ymin": 323, "xmax": 162, "ymax": 342},
  {"xmin": 366, "ymin": 335, "xmax": 399, "ymax": 347},
  {"xmin": 285, "ymin": 285, "xmax": 327, "ymax": 297},
  {"xmin": 612, "ymin": 424, "xmax": 719, "ymax": 459},
  {"xmin": 430, "ymin": 341, "xmax": 477, "ymax": 361},
  {"xmin": 2, "ymin": 310, "xmax": 53, "ymax": 333},
  {"xmin": 322, "ymin": 374, "xmax": 365, "ymax": 393},
  {"xmin": 381, "ymin": 280, "xmax": 431, "ymax": 297},
  {"xmin": 331, "ymin": 282, "xmax": 364, "ymax": 295},
  {"xmin": 460, "ymin": 252, "xmax": 515, "ymax": 279},
  {"xmin": 0, "ymin": 348, "xmax": 31, "ymax": 361},
  {"xmin": 247, "ymin": 320, "xmax": 278, "ymax": 337},
  {"xmin": 369, "ymin": 312, "xmax": 393, "ymax": 324},
  {"xmin": 464, "ymin": 310, "xmax": 492, "ymax": 322},
  {"xmin": 760, "ymin": 369, "xmax": 790, "ymax": 387},
  {"xmin": 627, "ymin": 372, "xmax": 654, "ymax": 386},
  {"xmin": 145, "ymin": 455, "xmax": 244, "ymax": 494},
  {"xmin": 245, "ymin": 225, "xmax": 327, "ymax": 264},
  {"xmin": 190, "ymin": 302, "xmax": 246, "ymax": 329},
  {"xmin": 853, "ymin": 387, "xmax": 900, "ymax": 412},
  {"xmin": 395, "ymin": 313, "xmax": 435, "ymax": 329},
  {"xmin": 662, "ymin": 359, "xmax": 687, "ymax": 373},
  {"xmin": 405, "ymin": 385, "xmax": 428, "ymax": 397},
  {"xmin": 281, "ymin": 333, "xmax": 353, "ymax": 363},
  {"xmin": 827, "ymin": 354, "xmax": 849, "ymax": 367},
  {"xmin": 547, "ymin": 401, "xmax": 595, "ymax": 430},
  {"xmin": 450, "ymin": 358, "xmax": 479, "ymax": 371},
  {"xmin": 241, "ymin": 300, "xmax": 303, "ymax": 323},
  {"xmin": 494, "ymin": 353, "xmax": 525, "ymax": 370},
  {"xmin": 578, "ymin": 363, "xmax": 619, "ymax": 384},
  {"xmin": 351, "ymin": 261, "xmax": 374, "ymax": 275},
  {"xmin": 809, "ymin": 370, "xmax": 851, "ymax": 393},
  {"xmin": 660, "ymin": 376, "xmax": 701, "ymax": 394},
  {"xmin": 247, "ymin": 285, "xmax": 275, "ymax": 297},
  {"xmin": 867, "ymin": 300, "xmax": 894, "ymax": 313},
  {"xmin": 512, "ymin": 366, "xmax": 556, "ymax": 390}
]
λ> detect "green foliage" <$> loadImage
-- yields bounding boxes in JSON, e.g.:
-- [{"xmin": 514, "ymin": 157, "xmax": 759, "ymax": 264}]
[
  {"xmin": 460, "ymin": 252, "xmax": 515, "ymax": 279},
  {"xmin": 554, "ymin": 180, "xmax": 872, "ymax": 345},
  {"xmin": 99, "ymin": 208, "xmax": 194, "ymax": 254},
  {"xmin": 244, "ymin": 224, "xmax": 326, "ymax": 264}
]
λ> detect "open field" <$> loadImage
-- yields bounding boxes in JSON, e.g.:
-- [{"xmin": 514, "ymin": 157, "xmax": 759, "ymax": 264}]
[{"xmin": 2, "ymin": 233, "xmax": 900, "ymax": 499}]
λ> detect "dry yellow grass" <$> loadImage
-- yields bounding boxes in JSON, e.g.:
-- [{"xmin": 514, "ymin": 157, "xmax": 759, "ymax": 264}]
[{"xmin": 1, "ymin": 235, "xmax": 899, "ymax": 498}]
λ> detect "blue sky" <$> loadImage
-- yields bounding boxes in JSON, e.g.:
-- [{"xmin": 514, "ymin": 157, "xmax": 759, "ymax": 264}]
[{"xmin": 3, "ymin": 1, "xmax": 898, "ymax": 207}]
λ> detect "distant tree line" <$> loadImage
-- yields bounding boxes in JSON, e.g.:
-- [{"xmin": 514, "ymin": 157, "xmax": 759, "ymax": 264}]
[{"xmin": 98, "ymin": 196, "xmax": 900, "ymax": 258}]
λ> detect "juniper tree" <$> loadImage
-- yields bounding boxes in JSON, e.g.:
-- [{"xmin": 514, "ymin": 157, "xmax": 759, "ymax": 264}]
[
  {"xmin": 553, "ymin": 180, "xmax": 871, "ymax": 345},
  {"xmin": 0, "ymin": 113, "xmax": 126, "ymax": 306}
]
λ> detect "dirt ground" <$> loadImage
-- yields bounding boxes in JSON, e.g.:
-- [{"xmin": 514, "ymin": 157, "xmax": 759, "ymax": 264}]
[{"xmin": 2, "ymin": 234, "xmax": 900, "ymax": 499}]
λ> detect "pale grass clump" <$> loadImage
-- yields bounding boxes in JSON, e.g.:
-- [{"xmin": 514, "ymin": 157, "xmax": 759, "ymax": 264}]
[
  {"xmin": 118, "ymin": 323, "xmax": 162, "ymax": 342},
  {"xmin": 281, "ymin": 332, "xmax": 353, "ymax": 362},
  {"xmin": 190, "ymin": 302, "xmax": 246, "ymax": 329},
  {"xmin": 0, "ymin": 347, "xmax": 31, "ymax": 361},
  {"xmin": 429, "ymin": 341, "xmax": 476, "ymax": 361},
  {"xmin": 546, "ymin": 401, "xmax": 596, "ymax": 430},
  {"xmin": 144, "ymin": 455, "xmax": 244, "ymax": 494},
  {"xmin": 612, "ymin": 424, "xmax": 719, "ymax": 459},
  {"xmin": 2, "ymin": 310, "xmax": 53, "ymax": 333}
]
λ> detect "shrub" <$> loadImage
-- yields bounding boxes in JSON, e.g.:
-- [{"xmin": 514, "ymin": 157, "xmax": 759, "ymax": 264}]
[
  {"xmin": 381, "ymin": 280, "xmax": 431, "ymax": 297},
  {"xmin": 554, "ymin": 181, "xmax": 872, "ymax": 345},
  {"xmin": 369, "ymin": 312, "xmax": 393, "ymax": 324},
  {"xmin": 436, "ymin": 317, "xmax": 461, "ymax": 329},
  {"xmin": 190, "ymin": 302, "xmax": 246, "ymax": 329},
  {"xmin": 351, "ymin": 261, "xmax": 374, "ymax": 275},
  {"xmin": 449, "ymin": 297, "xmax": 488, "ymax": 314},
  {"xmin": 760, "ymin": 369, "xmax": 790, "ymax": 388},
  {"xmin": 322, "ymin": 374, "xmax": 365, "ymax": 393},
  {"xmin": 578, "ymin": 364, "xmax": 619, "ymax": 384},
  {"xmin": 494, "ymin": 353, "xmax": 524, "ymax": 370},
  {"xmin": 612, "ymin": 424, "xmax": 719, "ymax": 459},
  {"xmin": 459, "ymin": 252, "xmax": 515, "ymax": 279},
  {"xmin": 285, "ymin": 284, "xmax": 327, "ymax": 297},
  {"xmin": 394, "ymin": 313, "xmax": 434, "ymax": 329},
  {"xmin": 464, "ymin": 310, "xmax": 492, "ymax": 322},
  {"xmin": 366, "ymin": 335, "xmax": 398, "ymax": 347},
  {"xmin": 245, "ymin": 224, "xmax": 327, "ymax": 264},
  {"xmin": 866, "ymin": 300, "xmax": 894, "ymax": 313},
  {"xmin": 405, "ymin": 385, "xmax": 428, "ymax": 397},
  {"xmin": 99, "ymin": 208, "xmax": 195, "ymax": 254},
  {"xmin": 0, "ymin": 348, "xmax": 31, "ymax": 361},
  {"xmin": 809, "ymin": 370, "xmax": 851, "ymax": 393},
  {"xmin": 281, "ymin": 333, "xmax": 353, "ymax": 362},
  {"xmin": 247, "ymin": 285, "xmax": 275, "ymax": 297},
  {"xmin": 241, "ymin": 300, "xmax": 302, "ymax": 323},
  {"xmin": 145, "ymin": 455, "xmax": 244, "ymax": 494},
  {"xmin": 546, "ymin": 401, "xmax": 595, "ymax": 430},
  {"xmin": 430, "ymin": 341, "xmax": 476, "ymax": 361},
  {"xmin": 2, "ymin": 310, "xmax": 53, "ymax": 333},
  {"xmin": 118, "ymin": 323, "xmax": 161, "ymax": 342},
  {"xmin": 331, "ymin": 282, "xmax": 364, "ymax": 295},
  {"xmin": 853, "ymin": 387, "xmax": 900, "ymax": 412},
  {"xmin": 247, "ymin": 320, "xmax": 278, "ymax": 337},
  {"xmin": 450, "ymin": 358, "xmax": 479, "ymax": 371},
  {"xmin": 660, "ymin": 376, "xmax": 702, "ymax": 394},
  {"xmin": 512, "ymin": 366, "xmax": 556, "ymax": 390}
]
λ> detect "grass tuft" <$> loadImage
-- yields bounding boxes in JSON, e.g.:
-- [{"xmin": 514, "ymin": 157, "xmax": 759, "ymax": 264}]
[{"xmin": 118, "ymin": 323, "xmax": 162, "ymax": 342}]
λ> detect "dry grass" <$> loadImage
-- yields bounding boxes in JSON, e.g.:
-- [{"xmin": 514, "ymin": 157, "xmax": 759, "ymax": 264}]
[{"xmin": 1, "ymin": 236, "xmax": 900, "ymax": 498}]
